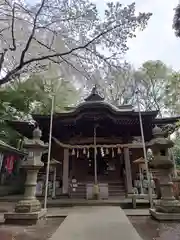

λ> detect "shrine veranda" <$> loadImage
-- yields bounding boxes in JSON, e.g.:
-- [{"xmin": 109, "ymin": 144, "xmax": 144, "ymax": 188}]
[{"xmin": 5, "ymin": 89, "xmax": 180, "ymax": 199}]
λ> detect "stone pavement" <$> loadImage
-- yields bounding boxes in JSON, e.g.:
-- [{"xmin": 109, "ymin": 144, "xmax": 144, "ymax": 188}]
[
  {"xmin": 49, "ymin": 206, "xmax": 143, "ymax": 240},
  {"xmin": 0, "ymin": 201, "xmax": 150, "ymax": 218},
  {"xmin": 125, "ymin": 208, "xmax": 149, "ymax": 216},
  {"xmin": 0, "ymin": 195, "xmax": 150, "ymax": 206}
]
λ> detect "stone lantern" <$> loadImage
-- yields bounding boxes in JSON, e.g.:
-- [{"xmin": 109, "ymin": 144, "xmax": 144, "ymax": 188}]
[
  {"xmin": 149, "ymin": 125, "xmax": 180, "ymax": 220},
  {"xmin": 4, "ymin": 127, "xmax": 48, "ymax": 224}
]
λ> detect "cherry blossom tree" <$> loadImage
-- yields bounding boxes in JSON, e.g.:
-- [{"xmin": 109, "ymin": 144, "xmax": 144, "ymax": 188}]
[{"xmin": 0, "ymin": 0, "xmax": 152, "ymax": 85}]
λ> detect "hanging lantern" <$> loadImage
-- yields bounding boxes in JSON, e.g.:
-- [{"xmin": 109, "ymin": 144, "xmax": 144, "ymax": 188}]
[
  {"xmin": 87, "ymin": 148, "xmax": 90, "ymax": 158},
  {"xmin": 112, "ymin": 148, "xmax": 114, "ymax": 158},
  {"xmin": 101, "ymin": 147, "xmax": 105, "ymax": 157},
  {"xmin": 106, "ymin": 159, "xmax": 109, "ymax": 170},
  {"xmin": 83, "ymin": 148, "xmax": 86, "ymax": 155},
  {"xmin": 117, "ymin": 147, "xmax": 121, "ymax": 154},
  {"xmin": 105, "ymin": 148, "xmax": 109, "ymax": 155},
  {"xmin": 88, "ymin": 158, "xmax": 91, "ymax": 166},
  {"xmin": 77, "ymin": 149, "xmax": 79, "ymax": 158},
  {"xmin": 72, "ymin": 148, "xmax": 75, "ymax": 155}
]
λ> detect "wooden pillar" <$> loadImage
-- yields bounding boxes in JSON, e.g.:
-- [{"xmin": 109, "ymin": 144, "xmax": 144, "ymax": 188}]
[
  {"xmin": 124, "ymin": 147, "xmax": 133, "ymax": 194},
  {"xmin": 62, "ymin": 148, "xmax": 69, "ymax": 194}
]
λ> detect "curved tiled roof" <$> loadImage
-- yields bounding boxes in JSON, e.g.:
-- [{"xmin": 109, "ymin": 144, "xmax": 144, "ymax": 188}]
[
  {"xmin": 32, "ymin": 88, "xmax": 158, "ymax": 120},
  {"xmin": 0, "ymin": 139, "xmax": 26, "ymax": 155},
  {"xmin": 5, "ymin": 88, "xmax": 179, "ymax": 142}
]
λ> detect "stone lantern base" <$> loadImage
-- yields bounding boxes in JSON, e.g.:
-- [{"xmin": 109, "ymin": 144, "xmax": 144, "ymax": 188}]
[
  {"xmin": 15, "ymin": 199, "xmax": 42, "ymax": 213},
  {"xmin": 4, "ymin": 209, "xmax": 47, "ymax": 225},
  {"xmin": 150, "ymin": 208, "xmax": 180, "ymax": 221},
  {"xmin": 4, "ymin": 199, "xmax": 47, "ymax": 225},
  {"xmin": 150, "ymin": 198, "xmax": 180, "ymax": 220}
]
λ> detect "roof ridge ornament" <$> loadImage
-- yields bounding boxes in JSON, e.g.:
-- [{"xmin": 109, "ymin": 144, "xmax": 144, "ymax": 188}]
[
  {"xmin": 85, "ymin": 85, "xmax": 104, "ymax": 102},
  {"xmin": 92, "ymin": 85, "xmax": 98, "ymax": 94}
]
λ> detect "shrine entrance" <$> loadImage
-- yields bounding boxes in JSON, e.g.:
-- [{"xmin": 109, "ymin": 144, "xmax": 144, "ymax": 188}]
[
  {"xmin": 70, "ymin": 147, "xmax": 124, "ymax": 183},
  {"xmin": 7, "ymin": 86, "xmax": 179, "ymax": 200}
]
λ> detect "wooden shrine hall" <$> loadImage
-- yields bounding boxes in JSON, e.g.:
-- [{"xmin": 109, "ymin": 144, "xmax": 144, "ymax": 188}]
[{"xmin": 7, "ymin": 88, "xmax": 179, "ymax": 199}]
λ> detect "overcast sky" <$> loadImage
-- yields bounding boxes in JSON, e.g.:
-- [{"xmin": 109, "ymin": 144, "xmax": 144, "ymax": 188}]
[{"xmin": 93, "ymin": 0, "xmax": 180, "ymax": 70}]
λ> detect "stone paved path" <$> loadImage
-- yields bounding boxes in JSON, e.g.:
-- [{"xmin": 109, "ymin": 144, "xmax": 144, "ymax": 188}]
[{"xmin": 50, "ymin": 206, "xmax": 143, "ymax": 240}]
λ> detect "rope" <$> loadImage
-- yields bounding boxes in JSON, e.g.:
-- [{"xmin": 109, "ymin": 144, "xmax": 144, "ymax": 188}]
[{"xmin": 52, "ymin": 136, "xmax": 146, "ymax": 149}]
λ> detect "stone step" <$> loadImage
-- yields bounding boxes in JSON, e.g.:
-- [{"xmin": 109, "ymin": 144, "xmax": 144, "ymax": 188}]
[
  {"xmin": 109, "ymin": 189, "xmax": 125, "ymax": 193},
  {"xmin": 109, "ymin": 184, "xmax": 124, "ymax": 188},
  {"xmin": 108, "ymin": 181, "xmax": 124, "ymax": 184},
  {"xmin": 109, "ymin": 185, "xmax": 125, "ymax": 189},
  {"xmin": 71, "ymin": 191, "xmax": 86, "ymax": 195},
  {"xmin": 71, "ymin": 194, "xmax": 86, "ymax": 198},
  {"xmin": 71, "ymin": 194, "xmax": 86, "ymax": 197},
  {"xmin": 109, "ymin": 192, "xmax": 125, "ymax": 196},
  {"xmin": 109, "ymin": 186, "xmax": 125, "ymax": 190},
  {"xmin": 71, "ymin": 190, "xmax": 86, "ymax": 193},
  {"xmin": 108, "ymin": 184, "xmax": 124, "ymax": 187},
  {"xmin": 70, "ymin": 183, "xmax": 86, "ymax": 199},
  {"xmin": 70, "ymin": 196, "xmax": 86, "ymax": 199},
  {"xmin": 109, "ymin": 189, "xmax": 125, "ymax": 194},
  {"xmin": 72, "ymin": 191, "xmax": 86, "ymax": 195},
  {"xmin": 70, "ymin": 182, "xmax": 126, "ymax": 199},
  {"xmin": 70, "ymin": 194, "xmax": 86, "ymax": 199},
  {"xmin": 108, "ymin": 182, "xmax": 125, "ymax": 197}
]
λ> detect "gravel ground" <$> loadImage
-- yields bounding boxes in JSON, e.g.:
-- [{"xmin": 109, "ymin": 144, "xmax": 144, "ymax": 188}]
[
  {"xmin": 0, "ymin": 217, "xmax": 64, "ymax": 240},
  {"xmin": 129, "ymin": 216, "xmax": 180, "ymax": 240}
]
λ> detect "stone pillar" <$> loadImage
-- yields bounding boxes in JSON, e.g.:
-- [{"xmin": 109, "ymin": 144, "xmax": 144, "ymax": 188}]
[
  {"xmin": 4, "ymin": 127, "xmax": 48, "ymax": 225},
  {"xmin": 149, "ymin": 126, "xmax": 180, "ymax": 220},
  {"xmin": 62, "ymin": 148, "xmax": 69, "ymax": 194},
  {"xmin": 124, "ymin": 147, "xmax": 133, "ymax": 194}
]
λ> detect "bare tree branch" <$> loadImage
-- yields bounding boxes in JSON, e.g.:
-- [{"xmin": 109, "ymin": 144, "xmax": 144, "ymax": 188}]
[
  {"xmin": 9, "ymin": 3, "xmax": 16, "ymax": 51},
  {"xmin": 47, "ymin": 57, "xmax": 63, "ymax": 65},
  {"xmin": 0, "ymin": 22, "xmax": 124, "ymax": 85},
  {"xmin": 0, "ymin": 26, "xmax": 10, "ymax": 34},
  {"xmin": 32, "ymin": 36, "xmax": 53, "ymax": 52},
  {"xmin": 0, "ymin": 49, "xmax": 8, "ymax": 72},
  {"xmin": 86, "ymin": 47, "xmax": 119, "ymax": 70},
  {"xmin": 60, "ymin": 56, "xmax": 93, "ymax": 82},
  {"xmin": 0, "ymin": 0, "xmax": 151, "ymax": 86},
  {"xmin": 19, "ymin": 0, "xmax": 46, "ymax": 66}
]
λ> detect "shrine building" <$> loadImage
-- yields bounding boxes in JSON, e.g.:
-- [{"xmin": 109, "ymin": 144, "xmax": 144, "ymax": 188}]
[{"xmin": 7, "ymin": 88, "xmax": 179, "ymax": 199}]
